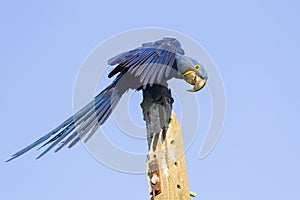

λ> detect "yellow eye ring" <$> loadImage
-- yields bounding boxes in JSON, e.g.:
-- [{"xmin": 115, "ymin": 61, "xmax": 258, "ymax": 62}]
[{"xmin": 194, "ymin": 64, "xmax": 201, "ymax": 70}]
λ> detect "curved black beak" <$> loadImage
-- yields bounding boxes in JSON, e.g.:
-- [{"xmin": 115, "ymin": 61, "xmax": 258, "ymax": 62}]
[{"xmin": 183, "ymin": 71, "xmax": 207, "ymax": 92}]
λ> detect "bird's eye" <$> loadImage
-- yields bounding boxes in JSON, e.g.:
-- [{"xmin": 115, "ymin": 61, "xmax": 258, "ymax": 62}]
[{"xmin": 194, "ymin": 64, "xmax": 201, "ymax": 70}]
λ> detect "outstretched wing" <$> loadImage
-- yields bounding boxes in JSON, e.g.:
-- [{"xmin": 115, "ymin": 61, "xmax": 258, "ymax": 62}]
[{"xmin": 108, "ymin": 37, "xmax": 185, "ymax": 87}]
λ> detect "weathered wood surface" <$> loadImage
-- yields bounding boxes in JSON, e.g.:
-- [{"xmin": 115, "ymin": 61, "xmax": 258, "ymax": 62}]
[
  {"xmin": 140, "ymin": 84, "xmax": 195, "ymax": 200},
  {"xmin": 146, "ymin": 111, "xmax": 193, "ymax": 200}
]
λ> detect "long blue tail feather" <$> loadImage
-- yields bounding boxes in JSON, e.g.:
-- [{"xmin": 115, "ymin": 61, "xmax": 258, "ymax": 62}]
[
  {"xmin": 6, "ymin": 82, "xmax": 121, "ymax": 162},
  {"xmin": 54, "ymin": 131, "xmax": 78, "ymax": 152},
  {"xmin": 36, "ymin": 124, "xmax": 77, "ymax": 159}
]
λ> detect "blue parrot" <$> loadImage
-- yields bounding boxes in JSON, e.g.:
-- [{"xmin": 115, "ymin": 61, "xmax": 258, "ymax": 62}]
[{"xmin": 6, "ymin": 37, "xmax": 208, "ymax": 162}]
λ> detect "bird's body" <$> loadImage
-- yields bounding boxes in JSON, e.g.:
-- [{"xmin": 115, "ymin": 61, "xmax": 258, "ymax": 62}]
[{"xmin": 6, "ymin": 38, "xmax": 207, "ymax": 162}]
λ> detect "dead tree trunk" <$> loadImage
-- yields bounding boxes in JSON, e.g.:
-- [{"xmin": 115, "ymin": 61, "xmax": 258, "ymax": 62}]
[{"xmin": 141, "ymin": 84, "xmax": 196, "ymax": 200}]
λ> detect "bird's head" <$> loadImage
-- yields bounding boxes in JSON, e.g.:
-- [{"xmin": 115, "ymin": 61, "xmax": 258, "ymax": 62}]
[{"xmin": 175, "ymin": 54, "xmax": 208, "ymax": 92}]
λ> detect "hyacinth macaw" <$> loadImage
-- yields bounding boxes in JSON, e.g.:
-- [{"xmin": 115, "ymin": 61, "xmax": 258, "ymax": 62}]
[{"xmin": 6, "ymin": 37, "xmax": 207, "ymax": 162}]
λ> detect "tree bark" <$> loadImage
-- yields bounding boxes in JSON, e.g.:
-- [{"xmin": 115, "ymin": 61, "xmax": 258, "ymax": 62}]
[{"xmin": 141, "ymin": 84, "xmax": 193, "ymax": 200}]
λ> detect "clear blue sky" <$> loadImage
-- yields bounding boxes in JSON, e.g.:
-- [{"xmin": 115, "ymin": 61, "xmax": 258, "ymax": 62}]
[{"xmin": 1, "ymin": 0, "xmax": 299, "ymax": 200}]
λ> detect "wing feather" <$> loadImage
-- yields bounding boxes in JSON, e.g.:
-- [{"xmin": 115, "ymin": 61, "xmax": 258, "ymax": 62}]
[{"xmin": 108, "ymin": 38, "xmax": 184, "ymax": 86}]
